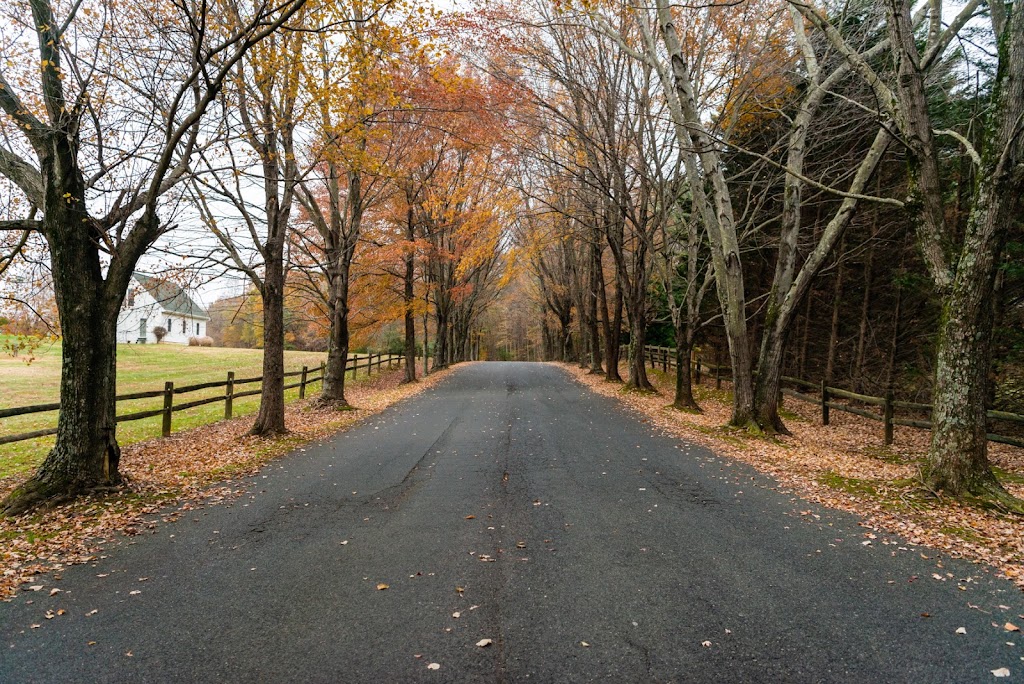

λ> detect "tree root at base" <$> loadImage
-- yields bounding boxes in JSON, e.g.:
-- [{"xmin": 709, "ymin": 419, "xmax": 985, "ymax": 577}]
[{"xmin": 1, "ymin": 474, "xmax": 123, "ymax": 517}]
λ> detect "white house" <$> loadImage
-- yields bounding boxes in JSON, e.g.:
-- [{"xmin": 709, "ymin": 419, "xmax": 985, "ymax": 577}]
[{"xmin": 116, "ymin": 273, "xmax": 211, "ymax": 344}]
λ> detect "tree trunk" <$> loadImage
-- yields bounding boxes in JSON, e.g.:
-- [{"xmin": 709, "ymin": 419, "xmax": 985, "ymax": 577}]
[
  {"xmin": 752, "ymin": 322, "xmax": 791, "ymax": 434},
  {"xmin": 320, "ymin": 265, "xmax": 351, "ymax": 406},
  {"xmin": 250, "ymin": 247, "xmax": 287, "ymax": 435},
  {"xmin": 825, "ymin": 252, "xmax": 845, "ymax": 384},
  {"xmin": 403, "ymin": 227, "xmax": 417, "ymax": 383},
  {"xmin": 2, "ymin": 257, "xmax": 125, "ymax": 514},
  {"xmin": 924, "ymin": 179, "xmax": 1011, "ymax": 495},
  {"xmin": 672, "ymin": 320, "xmax": 700, "ymax": 411},
  {"xmin": 626, "ymin": 307, "xmax": 653, "ymax": 390},
  {"xmin": 588, "ymin": 241, "xmax": 603, "ymax": 373},
  {"xmin": 854, "ymin": 240, "xmax": 875, "ymax": 393},
  {"xmin": 605, "ymin": 279, "xmax": 624, "ymax": 382}
]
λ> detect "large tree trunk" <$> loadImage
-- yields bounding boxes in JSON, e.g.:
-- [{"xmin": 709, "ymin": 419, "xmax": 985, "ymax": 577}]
[
  {"xmin": 2, "ymin": 135, "xmax": 139, "ymax": 514},
  {"xmin": 889, "ymin": 0, "xmax": 1024, "ymax": 499},
  {"xmin": 320, "ymin": 265, "xmax": 351, "ymax": 406},
  {"xmin": 250, "ymin": 245, "xmax": 287, "ymax": 435},
  {"xmin": 924, "ymin": 179, "xmax": 1012, "ymax": 496},
  {"xmin": 2, "ymin": 236, "xmax": 126, "ymax": 514}
]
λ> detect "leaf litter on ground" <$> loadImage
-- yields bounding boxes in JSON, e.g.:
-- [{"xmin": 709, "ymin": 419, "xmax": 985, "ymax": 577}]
[
  {"xmin": 563, "ymin": 363, "xmax": 1024, "ymax": 591},
  {"xmin": 0, "ymin": 368, "xmax": 451, "ymax": 600}
]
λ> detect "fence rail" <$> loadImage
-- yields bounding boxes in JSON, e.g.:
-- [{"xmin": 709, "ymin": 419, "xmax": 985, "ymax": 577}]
[
  {"xmin": 643, "ymin": 345, "xmax": 1024, "ymax": 449},
  {"xmin": 0, "ymin": 352, "xmax": 405, "ymax": 446}
]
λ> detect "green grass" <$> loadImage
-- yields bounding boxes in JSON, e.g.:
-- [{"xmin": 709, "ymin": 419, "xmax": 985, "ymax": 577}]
[
  {"xmin": 817, "ymin": 470, "xmax": 881, "ymax": 497},
  {"xmin": 0, "ymin": 339, "xmax": 399, "ymax": 479}
]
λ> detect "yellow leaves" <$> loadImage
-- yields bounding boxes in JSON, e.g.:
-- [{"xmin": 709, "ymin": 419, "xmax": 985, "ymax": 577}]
[{"xmin": 376, "ymin": 583, "xmax": 389, "ymax": 590}]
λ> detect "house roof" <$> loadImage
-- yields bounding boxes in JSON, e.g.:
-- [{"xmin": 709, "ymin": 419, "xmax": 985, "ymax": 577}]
[{"xmin": 133, "ymin": 273, "xmax": 210, "ymax": 320}]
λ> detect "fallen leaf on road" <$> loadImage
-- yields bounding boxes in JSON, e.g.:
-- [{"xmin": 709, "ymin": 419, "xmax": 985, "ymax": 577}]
[
  {"xmin": 28, "ymin": 585, "xmax": 43, "ymax": 592},
  {"xmin": 465, "ymin": 515, "xmax": 476, "ymax": 520},
  {"xmin": 476, "ymin": 639, "xmax": 493, "ymax": 647},
  {"xmin": 30, "ymin": 624, "xmax": 40, "ymax": 629},
  {"xmin": 581, "ymin": 641, "xmax": 590, "ymax": 647},
  {"xmin": 701, "ymin": 641, "xmax": 712, "ymax": 647},
  {"xmin": 129, "ymin": 590, "xmax": 141, "ymax": 595},
  {"xmin": 339, "ymin": 541, "xmax": 348, "ymax": 545},
  {"xmin": 49, "ymin": 588, "xmax": 61, "ymax": 596},
  {"xmin": 88, "ymin": 641, "xmax": 96, "ymax": 646},
  {"xmin": 1006, "ymin": 623, "xmax": 1020, "ymax": 632},
  {"xmin": 125, "ymin": 651, "xmax": 133, "ymax": 657},
  {"xmin": 992, "ymin": 668, "xmax": 1011, "ymax": 677},
  {"xmin": 956, "ymin": 627, "xmax": 967, "ymax": 635},
  {"xmin": 452, "ymin": 612, "xmax": 461, "ymax": 619},
  {"xmin": 57, "ymin": 610, "xmax": 65, "ymax": 616},
  {"xmin": 516, "ymin": 542, "xmax": 526, "ymax": 549},
  {"xmin": 87, "ymin": 609, "xmax": 97, "ymax": 616},
  {"xmin": 376, "ymin": 583, "xmax": 389, "ymax": 591},
  {"xmin": 455, "ymin": 586, "xmax": 465, "ymax": 594},
  {"xmin": 427, "ymin": 663, "xmax": 440, "ymax": 670}
]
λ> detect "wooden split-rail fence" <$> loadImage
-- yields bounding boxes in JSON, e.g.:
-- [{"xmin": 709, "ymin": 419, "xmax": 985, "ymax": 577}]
[
  {"xmin": 643, "ymin": 345, "xmax": 1024, "ymax": 449},
  {"xmin": 0, "ymin": 353, "xmax": 405, "ymax": 447}
]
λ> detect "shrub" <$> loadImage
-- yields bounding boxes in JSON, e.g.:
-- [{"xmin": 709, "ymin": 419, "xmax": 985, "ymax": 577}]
[
  {"xmin": 188, "ymin": 335, "xmax": 214, "ymax": 347},
  {"xmin": 153, "ymin": 326, "xmax": 168, "ymax": 343}
]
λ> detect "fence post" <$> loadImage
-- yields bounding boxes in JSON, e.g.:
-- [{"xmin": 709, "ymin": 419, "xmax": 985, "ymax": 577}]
[
  {"xmin": 663, "ymin": 347, "xmax": 668, "ymax": 372},
  {"xmin": 695, "ymin": 358, "xmax": 702, "ymax": 386},
  {"xmin": 225, "ymin": 372, "xmax": 234, "ymax": 419},
  {"xmin": 821, "ymin": 380, "xmax": 830, "ymax": 426},
  {"xmin": 162, "ymin": 381, "xmax": 174, "ymax": 437},
  {"xmin": 352, "ymin": 354, "xmax": 359, "ymax": 379},
  {"xmin": 300, "ymin": 366, "xmax": 308, "ymax": 399},
  {"xmin": 883, "ymin": 389, "xmax": 894, "ymax": 445},
  {"xmin": 320, "ymin": 361, "xmax": 326, "ymax": 386}
]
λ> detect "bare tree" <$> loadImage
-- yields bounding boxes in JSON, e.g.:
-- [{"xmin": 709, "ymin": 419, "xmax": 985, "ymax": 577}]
[
  {"xmin": 0, "ymin": 0, "xmax": 305, "ymax": 514},
  {"xmin": 793, "ymin": 0, "xmax": 1024, "ymax": 502}
]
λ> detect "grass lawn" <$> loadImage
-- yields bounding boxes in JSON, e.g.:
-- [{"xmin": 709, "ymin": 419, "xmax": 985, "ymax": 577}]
[{"xmin": 0, "ymin": 338, "xmax": 399, "ymax": 479}]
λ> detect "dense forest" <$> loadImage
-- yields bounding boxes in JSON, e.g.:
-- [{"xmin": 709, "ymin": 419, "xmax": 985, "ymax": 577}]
[{"xmin": 0, "ymin": 0, "xmax": 1021, "ymax": 513}]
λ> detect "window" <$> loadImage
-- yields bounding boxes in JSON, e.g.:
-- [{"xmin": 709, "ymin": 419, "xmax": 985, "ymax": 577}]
[
  {"xmin": 196, "ymin": 323, "xmax": 201, "ymax": 335},
  {"xmin": 166, "ymin": 318, "xmax": 171, "ymax": 330},
  {"xmin": 181, "ymin": 319, "xmax": 186, "ymax": 334}
]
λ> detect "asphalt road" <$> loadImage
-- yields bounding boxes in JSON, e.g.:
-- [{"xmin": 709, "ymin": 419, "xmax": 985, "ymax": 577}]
[{"xmin": 2, "ymin": 362, "xmax": 1023, "ymax": 683}]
